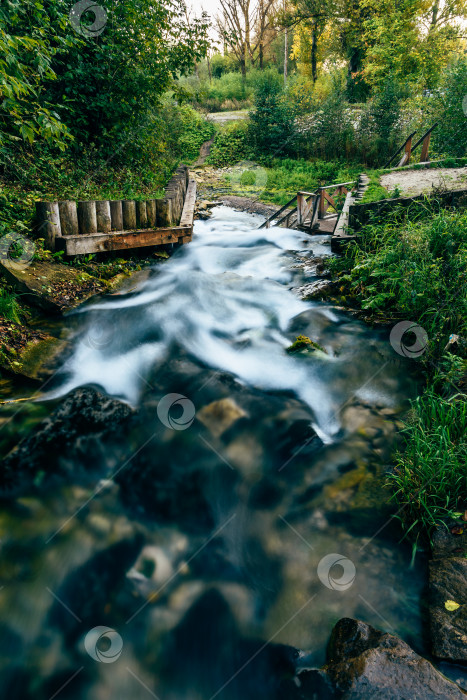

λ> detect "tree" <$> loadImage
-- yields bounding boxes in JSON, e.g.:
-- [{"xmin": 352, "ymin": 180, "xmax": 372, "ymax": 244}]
[
  {"xmin": 216, "ymin": 0, "xmax": 279, "ymax": 75},
  {"xmin": 248, "ymin": 74, "xmax": 297, "ymax": 156},
  {"xmin": 0, "ymin": 0, "xmax": 81, "ymax": 152},
  {"xmin": 1, "ymin": 0, "xmax": 210, "ymax": 158},
  {"xmin": 288, "ymin": 0, "xmax": 330, "ymax": 83}
]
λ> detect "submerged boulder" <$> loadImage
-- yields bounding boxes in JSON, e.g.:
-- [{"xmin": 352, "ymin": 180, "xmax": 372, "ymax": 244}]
[
  {"xmin": 429, "ymin": 526, "xmax": 467, "ymax": 661},
  {"xmin": 0, "ymin": 387, "xmax": 134, "ymax": 497}
]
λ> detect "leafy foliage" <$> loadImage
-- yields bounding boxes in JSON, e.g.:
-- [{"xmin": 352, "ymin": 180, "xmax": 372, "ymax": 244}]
[
  {"xmin": 1, "ymin": 0, "xmax": 210, "ymax": 163},
  {"xmin": 207, "ymin": 121, "xmax": 252, "ymax": 167},
  {"xmin": 248, "ymin": 76, "xmax": 298, "ymax": 158}
]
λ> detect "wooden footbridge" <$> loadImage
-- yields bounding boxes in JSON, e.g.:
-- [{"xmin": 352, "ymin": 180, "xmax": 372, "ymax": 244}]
[{"xmin": 259, "ymin": 175, "xmax": 369, "ymax": 237}]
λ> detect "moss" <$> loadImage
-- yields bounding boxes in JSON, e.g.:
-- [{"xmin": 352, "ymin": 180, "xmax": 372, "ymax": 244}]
[{"xmin": 286, "ymin": 335, "xmax": 327, "ymax": 354}]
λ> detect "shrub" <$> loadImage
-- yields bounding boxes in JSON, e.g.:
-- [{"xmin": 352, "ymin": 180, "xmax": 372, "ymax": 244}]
[
  {"xmin": 301, "ymin": 90, "xmax": 355, "ymax": 160},
  {"xmin": 174, "ymin": 106, "xmax": 215, "ymax": 162},
  {"xmin": 248, "ymin": 77, "xmax": 297, "ymax": 159},
  {"xmin": 432, "ymin": 58, "xmax": 467, "ymax": 157},
  {"xmin": 207, "ymin": 121, "xmax": 251, "ymax": 167},
  {"xmin": 357, "ymin": 76, "xmax": 407, "ymax": 166}
]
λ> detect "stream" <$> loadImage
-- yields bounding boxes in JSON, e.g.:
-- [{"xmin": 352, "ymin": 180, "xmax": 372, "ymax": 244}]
[{"xmin": 0, "ymin": 206, "xmax": 426, "ymax": 699}]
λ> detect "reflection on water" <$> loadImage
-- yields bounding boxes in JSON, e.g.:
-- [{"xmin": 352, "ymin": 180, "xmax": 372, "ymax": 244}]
[{"xmin": 0, "ymin": 206, "xmax": 425, "ymax": 699}]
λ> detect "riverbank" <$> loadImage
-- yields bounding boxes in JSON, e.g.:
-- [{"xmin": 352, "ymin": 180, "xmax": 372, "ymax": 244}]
[{"xmin": 326, "ymin": 202, "xmax": 467, "ymax": 547}]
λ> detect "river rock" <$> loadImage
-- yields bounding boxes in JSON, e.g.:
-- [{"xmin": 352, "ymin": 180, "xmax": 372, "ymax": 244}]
[
  {"xmin": 0, "ymin": 259, "xmax": 106, "ymax": 314},
  {"xmin": 428, "ymin": 526, "xmax": 467, "ymax": 661},
  {"xmin": 296, "ymin": 279, "xmax": 335, "ymax": 300},
  {"xmin": 197, "ymin": 397, "xmax": 247, "ymax": 437},
  {"xmin": 0, "ymin": 387, "xmax": 135, "ymax": 497},
  {"xmin": 325, "ymin": 617, "xmax": 466, "ymax": 699},
  {"xmin": 429, "ymin": 557, "xmax": 467, "ymax": 661}
]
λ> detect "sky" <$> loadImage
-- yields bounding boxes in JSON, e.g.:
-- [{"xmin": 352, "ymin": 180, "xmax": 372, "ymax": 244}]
[{"xmin": 191, "ymin": 0, "xmax": 222, "ymax": 42}]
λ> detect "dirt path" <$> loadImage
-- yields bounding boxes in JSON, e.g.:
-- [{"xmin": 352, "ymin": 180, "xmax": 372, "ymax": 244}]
[
  {"xmin": 381, "ymin": 167, "xmax": 467, "ymax": 197},
  {"xmin": 193, "ymin": 137, "xmax": 215, "ymax": 167}
]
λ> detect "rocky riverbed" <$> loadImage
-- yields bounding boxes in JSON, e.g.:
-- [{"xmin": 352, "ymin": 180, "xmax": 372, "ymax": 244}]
[{"xmin": 0, "ymin": 205, "xmax": 465, "ymax": 698}]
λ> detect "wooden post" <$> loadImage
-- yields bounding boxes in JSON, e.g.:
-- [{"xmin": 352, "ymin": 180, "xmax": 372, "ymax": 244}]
[
  {"xmin": 110, "ymin": 201, "xmax": 123, "ymax": 231},
  {"xmin": 136, "ymin": 201, "xmax": 148, "ymax": 229},
  {"xmin": 297, "ymin": 193, "xmax": 304, "ymax": 226},
  {"xmin": 96, "ymin": 201, "xmax": 111, "ymax": 234},
  {"xmin": 36, "ymin": 201, "xmax": 61, "ymax": 250},
  {"xmin": 58, "ymin": 200, "xmax": 79, "ymax": 237},
  {"xmin": 398, "ymin": 136, "xmax": 413, "ymax": 167},
  {"xmin": 122, "ymin": 200, "xmax": 137, "ymax": 230},
  {"xmin": 146, "ymin": 200, "xmax": 157, "ymax": 228},
  {"xmin": 157, "ymin": 198, "xmax": 173, "ymax": 227},
  {"xmin": 420, "ymin": 132, "xmax": 431, "ymax": 162},
  {"xmin": 77, "ymin": 201, "xmax": 97, "ymax": 235},
  {"xmin": 318, "ymin": 188, "xmax": 326, "ymax": 219}
]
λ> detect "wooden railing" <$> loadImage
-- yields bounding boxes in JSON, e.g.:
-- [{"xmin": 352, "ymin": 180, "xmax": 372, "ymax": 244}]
[
  {"xmin": 258, "ymin": 181, "xmax": 356, "ymax": 231},
  {"xmin": 383, "ymin": 124, "xmax": 438, "ymax": 169}
]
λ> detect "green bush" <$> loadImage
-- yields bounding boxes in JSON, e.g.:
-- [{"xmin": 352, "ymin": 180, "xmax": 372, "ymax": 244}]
[
  {"xmin": 174, "ymin": 106, "xmax": 215, "ymax": 162},
  {"xmin": 357, "ymin": 76, "xmax": 407, "ymax": 166},
  {"xmin": 248, "ymin": 76, "xmax": 297, "ymax": 159},
  {"xmin": 330, "ymin": 207, "xmax": 467, "ymax": 362},
  {"xmin": 207, "ymin": 121, "xmax": 251, "ymax": 167},
  {"xmin": 299, "ymin": 90, "xmax": 355, "ymax": 161},
  {"xmin": 432, "ymin": 58, "xmax": 467, "ymax": 157}
]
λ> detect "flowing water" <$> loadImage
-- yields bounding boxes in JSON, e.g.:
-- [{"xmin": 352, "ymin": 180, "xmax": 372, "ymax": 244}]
[{"xmin": 0, "ymin": 206, "xmax": 426, "ymax": 699}]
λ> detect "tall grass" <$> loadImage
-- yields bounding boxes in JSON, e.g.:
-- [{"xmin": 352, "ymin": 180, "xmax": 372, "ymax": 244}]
[
  {"xmin": 390, "ymin": 390, "xmax": 467, "ymax": 543},
  {"xmin": 0, "ymin": 286, "xmax": 22, "ymax": 324}
]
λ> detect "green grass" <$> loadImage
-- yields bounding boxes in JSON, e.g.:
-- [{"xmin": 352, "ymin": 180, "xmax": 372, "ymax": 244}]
[
  {"xmin": 360, "ymin": 169, "xmax": 391, "ymax": 203},
  {"xmin": 213, "ymin": 153, "xmax": 365, "ymax": 205},
  {"xmin": 0, "ymin": 284, "xmax": 22, "ymax": 324},
  {"xmin": 390, "ymin": 389, "xmax": 467, "ymax": 544}
]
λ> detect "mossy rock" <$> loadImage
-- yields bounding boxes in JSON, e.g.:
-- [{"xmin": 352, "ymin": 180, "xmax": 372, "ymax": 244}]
[{"xmin": 286, "ymin": 335, "xmax": 327, "ymax": 355}]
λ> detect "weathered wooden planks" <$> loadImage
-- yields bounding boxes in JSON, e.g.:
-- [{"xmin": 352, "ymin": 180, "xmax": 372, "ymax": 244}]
[
  {"xmin": 55, "ymin": 226, "xmax": 192, "ymax": 256},
  {"xmin": 179, "ymin": 179, "xmax": 197, "ymax": 228}
]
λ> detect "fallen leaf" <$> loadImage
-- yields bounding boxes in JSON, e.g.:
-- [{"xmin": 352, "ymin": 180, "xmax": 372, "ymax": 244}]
[
  {"xmin": 445, "ymin": 600, "xmax": 461, "ymax": 612},
  {"xmin": 451, "ymin": 525, "xmax": 464, "ymax": 535}
]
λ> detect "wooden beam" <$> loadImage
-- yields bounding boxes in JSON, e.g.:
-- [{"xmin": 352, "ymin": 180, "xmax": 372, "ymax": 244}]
[
  {"xmin": 420, "ymin": 132, "xmax": 431, "ymax": 162},
  {"xmin": 384, "ymin": 131, "xmax": 417, "ymax": 169},
  {"xmin": 398, "ymin": 135, "xmax": 413, "ymax": 167},
  {"xmin": 258, "ymin": 195, "xmax": 297, "ymax": 230},
  {"xmin": 55, "ymin": 226, "xmax": 192, "ymax": 256},
  {"xmin": 180, "ymin": 179, "xmax": 197, "ymax": 228}
]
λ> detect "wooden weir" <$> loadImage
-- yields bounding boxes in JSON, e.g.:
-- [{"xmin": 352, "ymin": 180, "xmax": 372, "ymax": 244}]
[{"xmin": 35, "ymin": 165, "xmax": 196, "ymax": 256}]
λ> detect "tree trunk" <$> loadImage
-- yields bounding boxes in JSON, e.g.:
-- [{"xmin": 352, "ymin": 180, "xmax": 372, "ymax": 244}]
[
  {"xmin": 311, "ymin": 25, "xmax": 318, "ymax": 83},
  {"xmin": 430, "ymin": 0, "xmax": 440, "ymax": 28}
]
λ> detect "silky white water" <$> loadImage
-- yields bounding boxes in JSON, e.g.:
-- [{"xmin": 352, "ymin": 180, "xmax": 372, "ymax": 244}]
[{"xmin": 50, "ymin": 206, "xmax": 402, "ymax": 442}]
